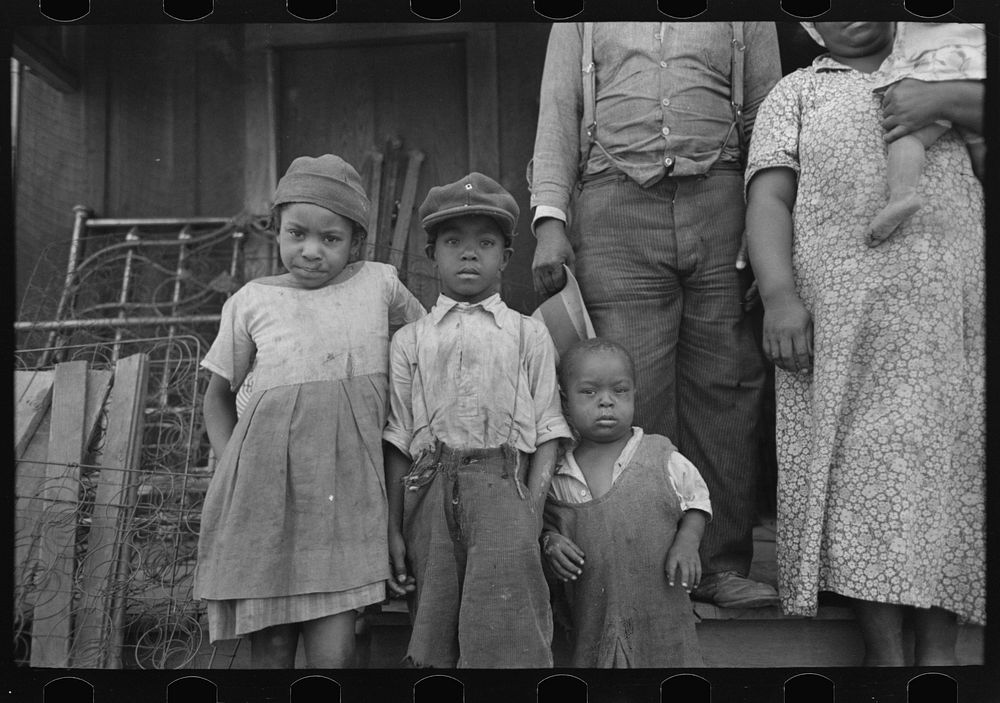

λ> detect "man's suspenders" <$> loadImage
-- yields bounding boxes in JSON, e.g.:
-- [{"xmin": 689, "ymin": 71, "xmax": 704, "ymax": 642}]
[
  {"xmin": 731, "ymin": 22, "xmax": 746, "ymax": 157},
  {"xmin": 578, "ymin": 22, "xmax": 596, "ymax": 176},
  {"xmin": 578, "ymin": 21, "xmax": 747, "ymax": 174}
]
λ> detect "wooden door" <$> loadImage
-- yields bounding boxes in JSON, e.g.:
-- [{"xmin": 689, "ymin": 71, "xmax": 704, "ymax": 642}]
[{"xmin": 274, "ymin": 35, "xmax": 476, "ymax": 307}]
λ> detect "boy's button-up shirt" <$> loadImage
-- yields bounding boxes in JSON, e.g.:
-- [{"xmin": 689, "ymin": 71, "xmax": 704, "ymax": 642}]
[
  {"xmin": 549, "ymin": 428, "xmax": 712, "ymax": 516},
  {"xmin": 384, "ymin": 293, "xmax": 572, "ymax": 458},
  {"xmin": 530, "ymin": 21, "xmax": 781, "ymax": 224}
]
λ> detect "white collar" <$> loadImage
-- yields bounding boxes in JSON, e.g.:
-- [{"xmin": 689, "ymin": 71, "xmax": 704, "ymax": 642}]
[{"xmin": 429, "ymin": 292, "xmax": 506, "ymax": 328}]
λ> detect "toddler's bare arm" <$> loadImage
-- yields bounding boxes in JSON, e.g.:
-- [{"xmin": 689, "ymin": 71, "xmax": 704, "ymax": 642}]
[{"xmin": 665, "ymin": 509, "xmax": 708, "ymax": 592}]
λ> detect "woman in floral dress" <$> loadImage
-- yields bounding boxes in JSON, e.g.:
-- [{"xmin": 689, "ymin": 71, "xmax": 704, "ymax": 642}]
[{"xmin": 744, "ymin": 21, "xmax": 984, "ymax": 665}]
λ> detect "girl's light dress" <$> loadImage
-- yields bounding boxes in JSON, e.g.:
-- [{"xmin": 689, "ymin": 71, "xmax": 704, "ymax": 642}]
[
  {"xmin": 195, "ymin": 261, "xmax": 425, "ymax": 641},
  {"xmin": 747, "ymin": 56, "xmax": 985, "ymax": 625}
]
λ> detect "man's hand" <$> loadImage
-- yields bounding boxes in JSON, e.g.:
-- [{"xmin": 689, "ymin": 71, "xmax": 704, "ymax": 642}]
[
  {"xmin": 532, "ymin": 218, "xmax": 575, "ymax": 297},
  {"xmin": 735, "ymin": 232, "xmax": 760, "ymax": 312}
]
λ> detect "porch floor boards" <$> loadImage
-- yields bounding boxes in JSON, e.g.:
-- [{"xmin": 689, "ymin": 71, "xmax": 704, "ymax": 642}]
[{"xmin": 190, "ymin": 520, "xmax": 984, "ymax": 668}]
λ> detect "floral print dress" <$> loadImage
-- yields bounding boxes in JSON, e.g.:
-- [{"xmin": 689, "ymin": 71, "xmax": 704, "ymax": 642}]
[{"xmin": 746, "ymin": 56, "xmax": 985, "ymax": 624}]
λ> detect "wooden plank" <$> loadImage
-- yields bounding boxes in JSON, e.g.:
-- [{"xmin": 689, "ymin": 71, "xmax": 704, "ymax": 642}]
[
  {"xmin": 243, "ymin": 47, "xmax": 279, "ymax": 214},
  {"xmin": 465, "ymin": 27, "xmax": 500, "ymax": 177},
  {"xmin": 15, "ymin": 369, "xmax": 113, "ymax": 613},
  {"xmin": 73, "ymin": 353, "xmax": 149, "ymax": 668},
  {"xmin": 30, "ymin": 361, "xmax": 89, "ymax": 668},
  {"xmin": 378, "ymin": 137, "xmax": 403, "ymax": 263},
  {"xmin": 11, "ymin": 31, "xmax": 81, "ymax": 93},
  {"xmin": 14, "ymin": 370, "xmax": 54, "ymax": 460},
  {"xmin": 83, "ymin": 370, "xmax": 115, "ymax": 449},
  {"xmin": 14, "ymin": 408, "xmax": 51, "ymax": 612},
  {"xmin": 365, "ymin": 150, "xmax": 384, "ymax": 261},
  {"xmin": 245, "ymin": 22, "xmax": 499, "ymax": 51},
  {"xmin": 83, "ymin": 26, "xmax": 110, "ymax": 214},
  {"xmin": 388, "ymin": 151, "xmax": 424, "ymax": 270}
]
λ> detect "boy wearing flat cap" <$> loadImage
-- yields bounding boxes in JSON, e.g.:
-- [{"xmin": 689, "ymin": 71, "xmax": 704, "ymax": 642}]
[{"xmin": 383, "ymin": 173, "xmax": 572, "ymax": 667}]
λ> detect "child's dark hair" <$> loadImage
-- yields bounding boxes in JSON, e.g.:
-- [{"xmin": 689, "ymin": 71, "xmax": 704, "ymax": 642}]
[{"xmin": 558, "ymin": 337, "xmax": 636, "ymax": 389}]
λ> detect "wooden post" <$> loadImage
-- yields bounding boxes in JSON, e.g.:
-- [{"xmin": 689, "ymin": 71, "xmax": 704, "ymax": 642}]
[
  {"xmin": 30, "ymin": 361, "xmax": 88, "ymax": 667},
  {"xmin": 14, "ymin": 370, "xmax": 54, "ymax": 460},
  {"xmin": 16, "ymin": 369, "xmax": 112, "ymax": 622},
  {"xmin": 73, "ymin": 353, "xmax": 149, "ymax": 668},
  {"xmin": 366, "ymin": 150, "xmax": 384, "ymax": 261},
  {"xmin": 388, "ymin": 150, "xmax": 425, "ymax": 270}
]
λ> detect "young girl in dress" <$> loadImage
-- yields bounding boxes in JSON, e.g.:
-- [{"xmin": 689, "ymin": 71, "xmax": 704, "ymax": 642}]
[
  {"xmin": 195, "ymin": 154, "xmax": 425, "ymax": 668},
  {"xmin": 542, "ymin": 338, "xmax": 711, "ymax": 667},
  {"xmin": 803, "ymin": 22, "xmax": 986, "ymax": 244}
]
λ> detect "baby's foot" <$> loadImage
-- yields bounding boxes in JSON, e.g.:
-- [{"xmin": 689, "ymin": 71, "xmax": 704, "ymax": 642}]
[{"xmin": 867, "ymin": 193, "xmax": 921, "ymax": 246}]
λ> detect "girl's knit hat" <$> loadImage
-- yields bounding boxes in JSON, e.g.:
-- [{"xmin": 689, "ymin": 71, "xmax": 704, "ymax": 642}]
[
  {"xmin": 800, "ymin": 22, "xmax": 825, "ymax": 48},
  {"xmin": 273, "ymin": 154, "xmax": 370, "ymax": 234}
]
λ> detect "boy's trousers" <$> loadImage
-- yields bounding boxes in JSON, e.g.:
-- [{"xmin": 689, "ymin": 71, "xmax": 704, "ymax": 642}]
[
  {"xmin": 401, "ymin": 443, "xmax": 553, "ymax": 668},
  {"xmin": 571, "ymin": 163, "xmax": 765, "ymax": 578}
]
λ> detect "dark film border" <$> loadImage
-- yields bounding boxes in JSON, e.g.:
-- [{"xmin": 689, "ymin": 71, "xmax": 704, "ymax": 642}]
[{"xmin": 1, "ymin": 1, "xmax": 997, "ymax": 702}]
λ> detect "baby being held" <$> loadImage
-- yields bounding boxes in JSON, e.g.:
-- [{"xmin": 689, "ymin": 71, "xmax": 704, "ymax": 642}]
[{"xmin": 804, "ymin": 22, "xmax": 986, "ymax": 245}]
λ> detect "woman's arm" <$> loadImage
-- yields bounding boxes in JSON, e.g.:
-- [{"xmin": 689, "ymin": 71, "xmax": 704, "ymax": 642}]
[
  {"xmin": 746, "ymin": 167, "xmax": 813, "ymax": 373},
  {"xmin": 203, "ymin": 372, "xmax": 237, "ymax": 459},
  {"xmin": 881, "ymin": 78, "xmax": 984, "ymax": 143}
]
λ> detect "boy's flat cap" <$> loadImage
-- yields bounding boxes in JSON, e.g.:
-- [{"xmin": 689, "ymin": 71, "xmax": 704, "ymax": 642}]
[{"xmin": 419, "ymin": 172, "xmax": 519, "ymax": 239}]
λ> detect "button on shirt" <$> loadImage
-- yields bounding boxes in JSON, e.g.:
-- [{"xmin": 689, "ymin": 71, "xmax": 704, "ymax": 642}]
[
  {"xmin": 384, "ymin": 293, "xmax": 573, "ymax": 458},
  {"xmin": 548, "ymin": 428, "xmax": 712, "ymax": 516},
  {"xmin": 530, "ymin": 21, "xmax": 781, "ymax": 225}
]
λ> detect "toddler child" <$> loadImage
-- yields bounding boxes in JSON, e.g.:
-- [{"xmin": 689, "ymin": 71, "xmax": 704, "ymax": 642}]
[
  {"xmin": 543, "ymin": 338, "xmax": 710, "ymax": 667},
  {"xmin": 195, "ymin": 154, "xmax": 425, "ymax": 668},
  {"xmin": 804, "ymin": 22, "xmax": 986, "ymax": 245},
  {"xmin": 383, "ymin": 172, "xmax": 573, "ymax": 668}
]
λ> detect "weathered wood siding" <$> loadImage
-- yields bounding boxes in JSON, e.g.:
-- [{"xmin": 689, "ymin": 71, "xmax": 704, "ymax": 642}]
[{"xmin": 16, "ymin": 23, "xmax": 551, "ymax": 313}]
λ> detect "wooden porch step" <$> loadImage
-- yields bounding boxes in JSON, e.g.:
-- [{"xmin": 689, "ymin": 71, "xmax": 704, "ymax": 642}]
[{"xmin": 185, "ymin": 519, "xmax": 983, "ymax": 668}]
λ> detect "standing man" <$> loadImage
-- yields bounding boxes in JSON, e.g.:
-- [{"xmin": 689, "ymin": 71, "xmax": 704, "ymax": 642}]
[{"xmin": 529, "ymin": 22, "xmax": 781, "ymax": 608}]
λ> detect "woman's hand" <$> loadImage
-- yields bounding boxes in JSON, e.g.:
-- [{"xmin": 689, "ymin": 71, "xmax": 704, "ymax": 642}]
[
  {"xmin": 763, "ymin": 292, "xmax": 813, "ymax": 373},
  {"xmin": 387, "ymin": 527, "xmax": 415, "ymax": 597},
  {"xmin": 882, "ymin": 79, "xmax": 984, "ymax": 143},
  {"xmin": 542, "ymin": 531, "xmax": 585, "ymax": 582},
  {"xmin": 531, "ymin": 218, "xmax": 575, "ymax": 297},
  {"xmin": 665, "ymin": 531, "xmax": 702, "ymax": 593}
]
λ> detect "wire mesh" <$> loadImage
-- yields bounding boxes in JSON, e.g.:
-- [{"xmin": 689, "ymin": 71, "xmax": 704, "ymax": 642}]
[
  {"xmin": 13, "ymin": 212, "xmax": 264, "ymax": 669},
  {"xmin": 14, "ymin": 336, "xmax": 210, "ymax": 669}
]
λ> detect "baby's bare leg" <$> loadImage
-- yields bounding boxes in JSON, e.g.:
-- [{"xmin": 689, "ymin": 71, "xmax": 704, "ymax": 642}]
[{"xmin": 867, "ymin": 123, "xmax": 950, "ymax": 246}]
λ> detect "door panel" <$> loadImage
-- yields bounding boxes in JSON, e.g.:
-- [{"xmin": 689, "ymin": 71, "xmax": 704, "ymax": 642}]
[{"xmin": 278, "ymin": 40, "xmax": 469, "ymax": 306}]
